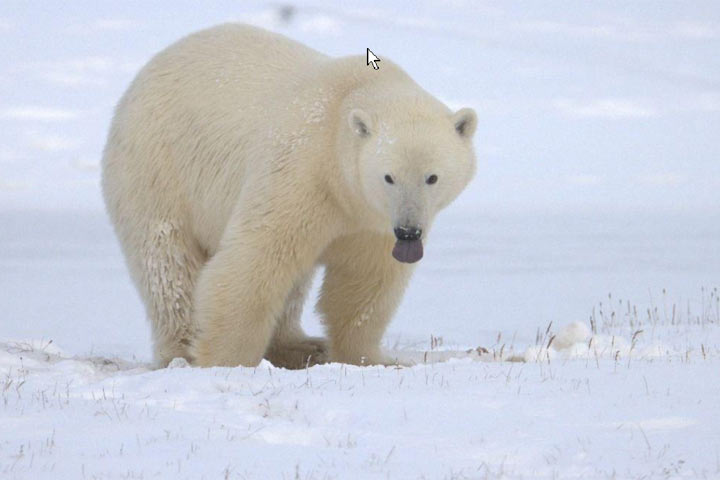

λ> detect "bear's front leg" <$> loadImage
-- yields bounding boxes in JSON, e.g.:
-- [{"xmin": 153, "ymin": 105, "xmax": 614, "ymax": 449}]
[
  {"xmin": 319, "ymin": 232, "xmax": 414, "ymax": 366},
  {"xmin": 191, "ymin": 205, "xmax": 335, "ymax": 368}
]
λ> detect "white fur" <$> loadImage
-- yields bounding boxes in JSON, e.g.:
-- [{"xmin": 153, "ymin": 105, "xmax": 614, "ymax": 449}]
[{"xmin": 102, "ymin": 24, "xmax": 477, "ymax": 368}]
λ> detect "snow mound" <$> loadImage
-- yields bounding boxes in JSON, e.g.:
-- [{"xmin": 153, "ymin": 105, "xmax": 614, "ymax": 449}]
[{"xmin": 552, "ymin": 321, "xmax": 591, "ymax": 350}]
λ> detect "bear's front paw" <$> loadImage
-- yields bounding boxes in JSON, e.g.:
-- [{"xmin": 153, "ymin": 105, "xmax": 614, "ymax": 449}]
[
  {"xmin": 264, "ymin": 336, "xmax": 329, "ymax": 369},
  {"xmin": 191, "ymin": 331, "xmax": 266, "ymax": 368},
  {"xmin": 190, "ymin": 337, "xmax": 222, "ymax": 367}
]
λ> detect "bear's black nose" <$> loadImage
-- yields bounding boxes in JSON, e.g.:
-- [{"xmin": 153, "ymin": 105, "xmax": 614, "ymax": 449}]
[{"xmin": 394, "ymin": 226, "xmax": 422, "ymax": 241}]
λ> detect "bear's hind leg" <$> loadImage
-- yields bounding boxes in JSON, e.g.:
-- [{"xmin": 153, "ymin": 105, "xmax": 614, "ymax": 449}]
[
  {"xmin": 137, "ymin": 220, "xmax": 206, "ymax": 367},
  {"xmin": 264, "ymin": 271, "xmax": 328, "ymax": 369}
]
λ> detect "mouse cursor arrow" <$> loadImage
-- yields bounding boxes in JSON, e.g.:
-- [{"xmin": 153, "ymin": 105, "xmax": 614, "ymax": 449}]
[{"xmin": 366, "ymin": 48, "xmax": 380, "ymax": 70}]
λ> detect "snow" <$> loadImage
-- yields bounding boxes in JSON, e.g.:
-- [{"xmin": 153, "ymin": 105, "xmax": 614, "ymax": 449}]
[
  {"xmin": 3, "ymin": 335, "xmax": 720, "ymax": 479},
  {"xmin": 1, "ymin": 1, "xmax": 720, "ymax": 479}
]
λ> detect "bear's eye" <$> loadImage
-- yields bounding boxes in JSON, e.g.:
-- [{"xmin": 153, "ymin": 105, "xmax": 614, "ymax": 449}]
[
  {"xmin": 384, "ymin": 175, "xmax": 394, "ymax": 185},
  {"xmin": 426, "ymin": 174, "xmax": 438, "ymax": 185}
]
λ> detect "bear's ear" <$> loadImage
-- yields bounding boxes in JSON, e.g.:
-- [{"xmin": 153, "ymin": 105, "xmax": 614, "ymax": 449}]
[
  {"xmin": 348, "ymin": 109, "xmax": 373, "ymax": 138},
  {"xmin": 452, "ymin": 108, "xmax": 477, "ymax": 139}
]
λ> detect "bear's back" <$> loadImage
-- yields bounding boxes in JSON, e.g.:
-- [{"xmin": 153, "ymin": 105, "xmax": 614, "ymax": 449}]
[
  {"xmin": 103, "ymin": 25, "xmax": 341, "ymax": 250},
  {"xmin": 120, "ymin": 24, "xmax": 326, "ymax": 122},
  {"xmin": 103, "ymin": 24, "xmax": 424, "ymax": 252}
]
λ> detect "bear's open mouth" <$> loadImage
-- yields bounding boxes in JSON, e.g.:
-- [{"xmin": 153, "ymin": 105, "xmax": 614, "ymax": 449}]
[{"xmin": 392, "ymin": 239, "xmax": 423, "ymax": 263}]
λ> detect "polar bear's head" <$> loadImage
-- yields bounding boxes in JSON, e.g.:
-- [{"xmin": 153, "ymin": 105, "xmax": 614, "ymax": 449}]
[{"xmin": 340, "ymin": 96, "xmax": 477, "ymax": 263}]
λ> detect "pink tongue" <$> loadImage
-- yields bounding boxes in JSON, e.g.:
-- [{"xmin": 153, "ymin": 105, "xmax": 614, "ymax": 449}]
[{"xmin": 392, "ymin": 239, "xmax": 424, "ymax": 263}]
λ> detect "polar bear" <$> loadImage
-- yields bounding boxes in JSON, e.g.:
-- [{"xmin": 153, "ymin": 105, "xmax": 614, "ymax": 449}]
[{"xmin": 102, "ymin": 24, "xmax": 477, "ymax": 368}]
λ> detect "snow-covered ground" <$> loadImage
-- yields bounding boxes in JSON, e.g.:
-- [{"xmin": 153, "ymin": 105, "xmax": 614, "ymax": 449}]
[{"xmin": 2, "ymin": 2, "xmax": 720, "ymax": 478}]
